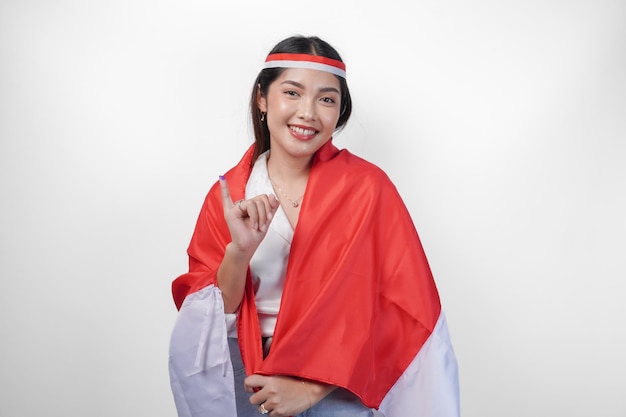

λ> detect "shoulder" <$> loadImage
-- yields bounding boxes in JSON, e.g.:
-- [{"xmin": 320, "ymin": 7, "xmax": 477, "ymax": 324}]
[
  {"xmin": 316, "ymin": 141, "xmax": 390, "ymax": 178},
  {"xmin": 327, "ymin": 147, "xmax": 396, "ymax": 189},
  {"xmin": 312, "ymin": 145, "xmax": 402, "ymax": 210}
]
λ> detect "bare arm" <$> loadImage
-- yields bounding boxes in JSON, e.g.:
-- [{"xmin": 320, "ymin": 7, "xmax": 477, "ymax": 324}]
[{"xmin": 217, "ymin": 177, "xmax": 279, "ymax": 313}]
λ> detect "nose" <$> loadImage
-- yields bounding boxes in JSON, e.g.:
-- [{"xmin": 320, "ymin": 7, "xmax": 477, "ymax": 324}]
[{"xmin": 297, "ymin": 99, "xmax": 316, "ymax": 121}]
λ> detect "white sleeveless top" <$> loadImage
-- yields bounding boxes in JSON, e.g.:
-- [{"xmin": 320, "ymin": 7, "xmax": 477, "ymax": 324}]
[{"xmin": 225, "ymin": 151, "xmax": 292, "ymax": 337}]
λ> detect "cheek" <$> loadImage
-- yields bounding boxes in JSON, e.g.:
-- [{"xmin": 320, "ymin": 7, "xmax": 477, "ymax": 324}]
[
  {"xmin": 267, "ymin": 95, "xmax": 295, "ymax": 113},
  {"xmin": 320, "ymin": 109, "xmax": 341, "ymax": 129}
]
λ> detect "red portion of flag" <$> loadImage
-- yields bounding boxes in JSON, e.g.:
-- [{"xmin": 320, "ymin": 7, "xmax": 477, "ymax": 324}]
[{"xmin": 172, "ymin": 140, "xmax": 441, "ymax": 408}]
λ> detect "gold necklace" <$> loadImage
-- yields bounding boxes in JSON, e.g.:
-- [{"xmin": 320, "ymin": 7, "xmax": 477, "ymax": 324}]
[{"xmin": 269, "ymin": 178, "xmax": 304, "ymax": 208}]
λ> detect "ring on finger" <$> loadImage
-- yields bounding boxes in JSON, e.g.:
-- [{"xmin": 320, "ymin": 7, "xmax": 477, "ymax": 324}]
[
  {"xmin": 235, "ymin": 199, "xmax": 244, "ymax": 210},
  {"xmin": 259, "ymin": 403, "xmax": 269, "ymax": 414}
]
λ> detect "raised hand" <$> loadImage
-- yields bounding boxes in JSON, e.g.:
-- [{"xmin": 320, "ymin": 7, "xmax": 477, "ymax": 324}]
[{"xmin": 219, "ymin": 176, "xmax": 280, "ymax": 255}]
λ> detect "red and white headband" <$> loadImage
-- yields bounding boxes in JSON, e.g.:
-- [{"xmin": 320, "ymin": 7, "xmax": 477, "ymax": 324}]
[{"xmin": 263, "ymin": 53, "xmax": 346, "ymax": 78}]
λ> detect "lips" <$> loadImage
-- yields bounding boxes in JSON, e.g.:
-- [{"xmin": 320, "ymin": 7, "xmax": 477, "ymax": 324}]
[{"xmin": 289, "ymin": 125, "xmax": 318, "ymax": 139}]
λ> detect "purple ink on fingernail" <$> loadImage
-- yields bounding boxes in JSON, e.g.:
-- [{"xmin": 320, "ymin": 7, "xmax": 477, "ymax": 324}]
[{"xmin": 219, "ymin": 175, "xmax": 225, "ymax": 180}]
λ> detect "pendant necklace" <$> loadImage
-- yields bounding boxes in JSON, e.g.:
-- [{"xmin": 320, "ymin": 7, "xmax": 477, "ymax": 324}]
[{"xmin": 269, "ymin": 178, "xmax": 304, "ymax": 208}]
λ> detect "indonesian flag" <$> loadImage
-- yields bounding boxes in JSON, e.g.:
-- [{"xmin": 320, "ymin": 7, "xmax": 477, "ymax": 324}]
[{"xmin": 169, "ymin": 141, "xmax": 460, "ymax": 416}]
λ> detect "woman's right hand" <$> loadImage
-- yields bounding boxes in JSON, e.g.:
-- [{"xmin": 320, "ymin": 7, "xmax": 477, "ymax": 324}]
[{"xmin": 219, "ymin": 176, "xmax": 280, "ymax": 255}]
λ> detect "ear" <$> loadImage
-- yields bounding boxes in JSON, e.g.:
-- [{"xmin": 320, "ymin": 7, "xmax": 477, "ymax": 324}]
[{"xmin": 256, "ymin": 85, "xmax": 267, "ymax": 113}]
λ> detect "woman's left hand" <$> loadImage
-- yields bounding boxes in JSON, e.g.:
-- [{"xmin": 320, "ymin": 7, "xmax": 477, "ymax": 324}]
[{"xmin": 244, "ymin": 374, "xmax": 335, "ymax": 416}]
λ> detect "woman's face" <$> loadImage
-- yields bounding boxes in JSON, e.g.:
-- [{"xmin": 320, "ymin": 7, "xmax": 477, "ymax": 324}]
[{"xmin": 258, "ymin": 68, "xmax": 342, "ymax": 162}]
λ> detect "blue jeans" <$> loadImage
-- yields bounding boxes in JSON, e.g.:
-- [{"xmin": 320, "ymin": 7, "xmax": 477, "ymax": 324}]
[{"xmin": 229, "ymin": 338, "xmax": 374, "ymax": 417}]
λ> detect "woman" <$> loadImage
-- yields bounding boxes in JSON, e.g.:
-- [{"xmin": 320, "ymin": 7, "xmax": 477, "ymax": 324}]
[{"xmin": 169, "ymin": 35, "xmax": 460, "ymax": 417}]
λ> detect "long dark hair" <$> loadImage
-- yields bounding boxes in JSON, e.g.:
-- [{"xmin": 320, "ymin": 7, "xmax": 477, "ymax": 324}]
[{"xmin": 249, "ymin": 35, "xmax": 353, "ymax": 167}]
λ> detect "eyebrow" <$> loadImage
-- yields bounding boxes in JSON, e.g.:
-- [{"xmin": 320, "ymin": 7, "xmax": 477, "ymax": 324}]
[{"xmin": 280, "ymin": 80, "xmax": 340, "ymax": 94}]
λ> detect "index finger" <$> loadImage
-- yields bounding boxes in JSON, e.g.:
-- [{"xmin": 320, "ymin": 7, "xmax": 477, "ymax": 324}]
[{"xmin": 219, "ymin": 175, "xmax": 234, "ymax": 211}]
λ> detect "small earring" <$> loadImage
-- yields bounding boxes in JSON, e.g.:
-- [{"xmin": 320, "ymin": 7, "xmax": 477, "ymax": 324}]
[{"xmin": 260, "ymin": 112, "xmax": 266, "ymax": 122}]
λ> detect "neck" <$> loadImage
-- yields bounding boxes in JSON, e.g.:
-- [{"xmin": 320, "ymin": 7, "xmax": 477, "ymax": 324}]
[
  {"xmin": 266, "ymin": 150, "xmax": 312, "ymax": 184},
  {"xmin": 266, "ymin": 150, "xmax": 311, "ymax": 212}
]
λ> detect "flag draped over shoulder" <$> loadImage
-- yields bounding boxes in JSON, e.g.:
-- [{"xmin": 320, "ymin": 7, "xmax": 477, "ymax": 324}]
[{"xmin": 169, "ymin": 140, "xmax": 460, "ymax": 416}]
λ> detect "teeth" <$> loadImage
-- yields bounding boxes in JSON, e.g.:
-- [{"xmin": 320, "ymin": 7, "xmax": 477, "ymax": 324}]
[{"xmin": 291, "ymin": 126, "xmax": 316, "ymax": 136}]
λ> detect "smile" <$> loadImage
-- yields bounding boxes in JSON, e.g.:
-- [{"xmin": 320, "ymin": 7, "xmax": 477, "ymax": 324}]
[{"xmin": 289, "ymin": 125, "xmax": 318, "ymax": 136}]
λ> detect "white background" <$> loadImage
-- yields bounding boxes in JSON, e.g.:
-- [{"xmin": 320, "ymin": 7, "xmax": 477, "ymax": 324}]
[{"xmin": 1, "ymin": 1, "xmax": 625, "ymax": 416}]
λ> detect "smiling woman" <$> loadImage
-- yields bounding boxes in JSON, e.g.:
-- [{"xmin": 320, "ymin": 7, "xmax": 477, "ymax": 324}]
[
  {"xmin": 168, "ymin": 35, "xmax": 460, "ymax": 417},
  {"xmin": 256, "ymin": 68, "xmax": 342, "ymax": 228}
]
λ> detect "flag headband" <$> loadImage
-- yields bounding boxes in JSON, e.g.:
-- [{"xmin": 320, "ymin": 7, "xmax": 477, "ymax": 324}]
[{"xmin": 263, "ymin": 53, "xmax": 346, "ymax": 78}]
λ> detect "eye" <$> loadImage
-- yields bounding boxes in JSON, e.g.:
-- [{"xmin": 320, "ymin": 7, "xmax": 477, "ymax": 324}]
[
  {"xmin": 320, "ymin": 97, "xmax": 336, "ymax": 104},
  {"xmin": 284, "ymin": 90, "xmax": 299, "ymax": 97}
]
